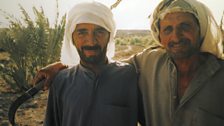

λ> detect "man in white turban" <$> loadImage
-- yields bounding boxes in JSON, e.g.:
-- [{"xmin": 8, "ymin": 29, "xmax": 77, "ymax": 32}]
[
  {"xmin": 36, "ymin": 0, "xmax": 224, "ymax": 126},
  {"xmin": 60, "ymin": 1, "xmax": 116, "ymax": 66},
  {"xmin": 43, "ymin": 2, "xmax": 143, "ymax": 126}
]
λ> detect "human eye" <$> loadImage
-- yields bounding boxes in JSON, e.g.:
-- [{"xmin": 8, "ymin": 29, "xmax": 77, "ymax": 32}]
[
  {"xmin": 162, "ymin": 26, "xmax": 173, "ymax": 35},
  {"xmin": 94, "ymin": 28, "xmax": 108, "ymax": 37},
  {"xmin": 76, "ymin": 30, "xmax": 88, "ymax": 37},
  {"xmin": 180, "ymin": 23, "xmax": 191, "ymax": 31}
]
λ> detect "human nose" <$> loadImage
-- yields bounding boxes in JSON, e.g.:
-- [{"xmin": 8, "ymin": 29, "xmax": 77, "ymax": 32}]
[
  {"xmin": 171, "ymin": 28, "xmax": 182, "ymax": 42},
  {"xmin": 84, "ymin": 32, "xmax": 98, "ymax": 45}
]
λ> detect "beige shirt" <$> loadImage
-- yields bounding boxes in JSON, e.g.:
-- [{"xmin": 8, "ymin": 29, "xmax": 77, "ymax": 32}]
[{"xmin": 129, "ymin": 47, "xmax": 224, "ymax": 126}]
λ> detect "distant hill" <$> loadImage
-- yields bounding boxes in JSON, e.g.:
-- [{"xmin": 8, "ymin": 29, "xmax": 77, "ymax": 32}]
[
  {"xmin": 0, "ymin": 28, "xmax": 152, "ymax": 52},
  {"xmin": 116, "ymin": 29, "xmax": 151, "ymax": 37},
  {"xmin": 0, "ymin": 28, "xmax": 151, "ymax": 37}
]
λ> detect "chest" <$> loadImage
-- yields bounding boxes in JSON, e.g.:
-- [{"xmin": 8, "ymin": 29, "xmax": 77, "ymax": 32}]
[{"xmin": 178, "ymin": 74, "xmax": 194, "ymax": 97}]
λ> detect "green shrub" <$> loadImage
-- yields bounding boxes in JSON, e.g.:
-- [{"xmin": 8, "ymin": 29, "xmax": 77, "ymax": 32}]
[{"xmin": 0, "ymin": 3, "xmax": 66, "ymax": 91}]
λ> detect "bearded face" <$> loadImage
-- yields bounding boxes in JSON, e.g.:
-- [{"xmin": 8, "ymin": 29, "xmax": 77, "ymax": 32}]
[
  {"xmin": 77, "ymin": 44, "xmax": 107, "ymax": 64},
  {"xmin": 159, "ymin": 12, "xmax": 201, "ymax": 59},
  {"xmin": 72, "ymin": 23, "xmax": 110, "ymax": 65}
]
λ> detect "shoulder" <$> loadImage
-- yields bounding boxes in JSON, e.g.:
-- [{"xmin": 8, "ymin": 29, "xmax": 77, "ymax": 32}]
[
  {"xmin": 110, "ymin": 60, "xmax": 134, "ymax": 69},
  {"xmin": 52, "ymin": 65, "xmax": 78, "ymax": 88},
  {"xmin": 130, "ymin": 46, "xmax": 168, "ymax": 66},
  {"xmin": 108, "ymin": 61, "xmax": 137, "ymax": 75},
  {"xmin": 206, "ymin": 54, "xmax": 224, "ymax": 76},
  {"xmin": 130, "ymin": 46, "xmax": 166, "ymax": 63},
  {"xmin": 140, "ymin": 46, "xmax": 166, "ymax": 57},
  {"xmin": 55, "ymin": 65, "xmax": 78, "ymax": 79}
]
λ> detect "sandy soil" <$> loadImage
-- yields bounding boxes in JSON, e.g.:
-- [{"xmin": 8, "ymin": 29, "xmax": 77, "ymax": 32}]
[{"xmin": 0, "ymin": 78, "xmax": 48, "ymax": 126}]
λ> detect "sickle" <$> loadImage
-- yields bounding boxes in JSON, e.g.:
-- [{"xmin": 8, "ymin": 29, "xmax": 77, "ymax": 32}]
[{"xmin": 8, "ymin": 80, "xmax": 45, "ymax": 126}]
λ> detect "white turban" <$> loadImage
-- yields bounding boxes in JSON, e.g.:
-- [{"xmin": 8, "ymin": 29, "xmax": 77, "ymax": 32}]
[
  {"xmin": 60, "ymin": 1, "xmax": 116, "ymax": 66},
  {"xmin": 150, "ymin": 0, "xmax": 224, "ymax": 59}
]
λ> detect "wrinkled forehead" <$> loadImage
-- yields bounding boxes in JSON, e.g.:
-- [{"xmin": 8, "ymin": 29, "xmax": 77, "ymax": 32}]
[
  {"xmin": 75, "ymin": 23, "xmax": 108, "ymax": 31},
  {"xmin": 159, "ymin": 1, "xmax": 198, "ymax": 22},
  {"xmin": 160, "ymin": 12, "xmax": 199, "ymax": 24},
  {"xmin": 156, "ymin": 0, "xmax": 200, "ymax": 30}
]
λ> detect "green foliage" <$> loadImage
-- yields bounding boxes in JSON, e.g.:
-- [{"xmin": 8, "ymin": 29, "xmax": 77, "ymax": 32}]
[
  {"xmin": 114, "ymin": 33, "xmax": 159, "ymax": 60},
  {"xmin": 0, "ymin": 4, "xmax": 66, "ymax": 91},
  {"xmin": 115, "ymin": 34, "xmax": 157, "ymax": 47}
]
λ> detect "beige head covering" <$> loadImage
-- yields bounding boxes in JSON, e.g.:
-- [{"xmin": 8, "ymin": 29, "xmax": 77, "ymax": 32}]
[
  {"xmin": 60, "ymin": 1, "xmax": 116, "ymax": 66},
  {"xmin": 150, "ymin": 0, "xmax": 224, "ymax": 59}
]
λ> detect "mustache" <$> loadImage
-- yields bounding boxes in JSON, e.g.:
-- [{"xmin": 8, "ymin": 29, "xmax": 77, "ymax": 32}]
[
  {"xmin": 81, "ymin": 45, "xmax": 101, "ymax": 50},
  {"xmin": 168, "ymin": 38, "xmax": 191, "ymax": 48}
]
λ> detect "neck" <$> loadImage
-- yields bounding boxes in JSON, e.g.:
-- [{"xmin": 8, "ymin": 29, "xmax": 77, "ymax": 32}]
[
  {"xmin": 173, "ymin": 54, "xmax": 204, "ymax": 75},
  {"xmin": 81, "ymin": 59, "xmax": 108, "ymax": 75},
  {"xmin": 173, "ymin": 54, "xmax": 206, "ymax": 97}
]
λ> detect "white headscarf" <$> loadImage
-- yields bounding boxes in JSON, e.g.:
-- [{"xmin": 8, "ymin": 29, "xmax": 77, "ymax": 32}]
[
  {"xmin": 150, "ymin": 0, "xmax": 224, "ymax": 59},
  {"xmin": 60, "ymin": 1, "xmax": 116, "ymax": 66}
]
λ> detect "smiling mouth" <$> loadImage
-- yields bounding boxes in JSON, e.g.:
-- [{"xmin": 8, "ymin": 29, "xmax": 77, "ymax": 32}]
[
  {"xmin": 168, "ymin": 39, "xmax": 190, "ymax": 50},
  {"xmin": 82, "ymin": 45, "xmax": 101, "ymax": 50},
  {"xmin": 172, "ymin": 44, "xmax": 185, "ymax": 49},
  {"xmin": 83, "ymin": 49, "xmax": 100, "ymax": 56},
  {"xmin": 81, "ymin": 46, "xmax": 101, "ymax": 56}
]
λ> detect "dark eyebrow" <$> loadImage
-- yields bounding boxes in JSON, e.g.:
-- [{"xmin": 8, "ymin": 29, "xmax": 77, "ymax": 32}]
[
  {"xmin": 75, "ymin": 28, "xmax": 88, "ymax": 32},
  {"xmin": 95, "ymin": 27, "xmax": 107, "ymax": 31}
]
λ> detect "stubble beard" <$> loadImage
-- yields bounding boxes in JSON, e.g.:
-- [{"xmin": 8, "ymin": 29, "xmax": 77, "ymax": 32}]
[{"xmin": 167, "ymin": 38, "xmax": 201, "ymax": 60}]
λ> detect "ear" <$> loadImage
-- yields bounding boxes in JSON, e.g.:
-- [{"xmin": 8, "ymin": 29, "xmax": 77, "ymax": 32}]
[
  {"xmin": 107, "ymin": 34, "xmax": 110, "ymax": 44},
  {"xmin": 71, "ymin": 32, "xmax": 77, "ymax": 46}
]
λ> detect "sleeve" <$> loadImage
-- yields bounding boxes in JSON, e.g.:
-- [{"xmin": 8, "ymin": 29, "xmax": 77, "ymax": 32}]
[
  {"xmin": 120, "ymin": 55, "xmax": 140, "ymax": 75},
  {"xmin": 44, "ymin": 84, "xmax": 61, "ymax": 126},
  {"xmin": 138, "ymin": 87, "xmax": 146, "ymax": 126}
]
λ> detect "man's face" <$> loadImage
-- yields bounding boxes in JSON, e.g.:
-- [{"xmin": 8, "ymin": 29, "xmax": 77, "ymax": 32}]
[
  {"xmin": 159, "ymin": 12, "xmax": 201, "ymax": 59},
  {"xmin": 72, "ymin": 23, "xmax": 110, "ymax": 64}
]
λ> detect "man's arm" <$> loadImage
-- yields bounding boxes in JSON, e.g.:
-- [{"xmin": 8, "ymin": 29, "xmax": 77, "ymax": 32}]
[
  {"xmin": 138, "ymin": 86, "xmax": 146, "ymax": 126},
  {"xmin": 32, "ymin": 62, "xmax": 68, "ymax": 90}
]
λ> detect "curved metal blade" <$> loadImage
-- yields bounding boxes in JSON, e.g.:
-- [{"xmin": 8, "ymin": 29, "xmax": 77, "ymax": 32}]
[{"xmin": 8, "ymin": 80, "xmax": 45, "ymax": 126}]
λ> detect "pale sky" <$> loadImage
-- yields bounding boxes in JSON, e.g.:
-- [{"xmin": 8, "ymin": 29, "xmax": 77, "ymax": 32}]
[{"xmin": 0, "ymin": 0, "xmax": 223, "ymax": 29}]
